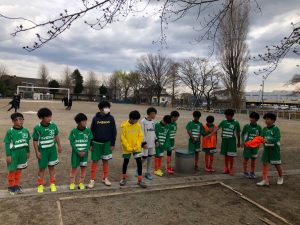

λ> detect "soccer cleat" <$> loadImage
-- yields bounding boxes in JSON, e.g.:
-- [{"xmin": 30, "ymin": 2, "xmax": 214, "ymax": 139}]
[
  {"xmin": 50, "ymin": 183, "xmax": 57, "ymax": 192},
  {"xmin": 250, "ymin": 172, "xmax": 256, "ymax": 179},
  {"xmin": 277, "ymin": 177, "xmax": 283, "ymax": 185},
  {"xmin": 14, "ymin": 186, "xmax": 23, "ymax": 194},
  {"xmin": 166, "ymin": 168, "xmax": 174, "ymax": 174},
  {"xmin": 144, "ymin": 173, "xmax": 153, "ymax": 180},
  {"xmin": 88, "ymin": 180, "xmax": 95, "ymax": 189},
  {"xmin": 119, "ymin": 179, "xmax": 127, "ymax": 186},
  {"xmin": 209, "ymin": 167, "xmax": 215, "ymax": 172},
  {"xmin": 243, "ymin": 172, "xmax": 250, "ymax": 178},
  {"xmin": 8, "ymin": 187, "xmax": 15, "ymax": 195},
  {"xmin": 137, "ymin": 181, "xmax": 147, "ymax": 188},
  {"xmin": 69, "ymin": 183, "xmax": 76, "ymax": 190},
  {"xmin": 78, "ymin": 183, "xmax": 86, "ymax": 190},
  {"xmin": 222, "ymin": 168, "xmax": 229, "ymax": 174},
  {"xmin": 154, "ymin": 169, "xmax": 163, "ymax": 177},
  {"xmin": 37, "ymin": 185, "xmax": 44, "ymax": 193},
  {"xmin": 205, "ymin": 167, "xmax": 211, "ymax": 172},
  {"xmin": 256, "ymin": 180, "xmax": 270, "ymax": 186},
  {"xmin": 102, "ymin": 178, "xmax": 111, "ymax": 186}
]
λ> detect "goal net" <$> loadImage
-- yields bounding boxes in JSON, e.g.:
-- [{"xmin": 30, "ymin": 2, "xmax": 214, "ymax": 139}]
[{"xmin": 17, "ymin": 86, "xmax": 70, "ymax": 101}]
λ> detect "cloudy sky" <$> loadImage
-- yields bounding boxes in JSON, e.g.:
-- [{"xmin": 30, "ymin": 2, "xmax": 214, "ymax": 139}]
[{"xmin": 0, "ymin": 0, "xmax": 299, "ymax": 92}]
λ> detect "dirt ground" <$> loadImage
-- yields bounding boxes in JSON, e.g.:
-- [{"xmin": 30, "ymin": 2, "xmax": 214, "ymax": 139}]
[{"xmin": 0, "ymin": 99, "xmax": 299, "ymax": 224}]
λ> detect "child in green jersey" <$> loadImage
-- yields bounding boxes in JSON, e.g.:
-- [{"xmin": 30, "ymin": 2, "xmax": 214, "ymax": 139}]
[
  {"xmin": 211, "ymin": 109, "xmax": 241, "ymax": 175},
  {"xmin": 4, "ymin": 113, "xmax": 31, "ymax": 195},
  {"xmin": 166, "ymin": 111, "xmax": 180, "ymax": 174},
  {"xmin": 257, "ymin": 113, "xmax": 283, "ymax": 186},
  {"xmin": 186, "ymin": 111, "xmax": 206, "ymax": 170},
  {"xmin": 241, "ymin": 112, "xmax": 262, "ymax": 179},
  {"xmin": 33, "ymin": 108, "xmax": 62, "ymax": 193},
  {"xmin": 69, "ymin": 113, "xmax": 93, "ymax": 190},
  {"xmin": 154, "ymin": 115, "xmax": 171, "ymax": 177}
]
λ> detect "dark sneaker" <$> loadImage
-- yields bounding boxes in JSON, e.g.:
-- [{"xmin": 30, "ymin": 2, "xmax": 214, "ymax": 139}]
[
  {"xmin": 119, "ymin": 179, "xmax": 127, "ymax": 186},
  {"xmin": 243, "ymin": 172, "xmax": 250, "ymax": 178},
  {"xmin": 137, "ymin": 181, "xmax": 147, "ymax": 188},
  {"xmin": 14, "ymin": 186, "xmax": 23, "ymax": 194},
  {"xmin": 249, "ymin": 172, "xmax": 256, "ymax": 179},
  {"xmin": 8, "ymin": 187, "xmax": 15, "ymax": 195}
]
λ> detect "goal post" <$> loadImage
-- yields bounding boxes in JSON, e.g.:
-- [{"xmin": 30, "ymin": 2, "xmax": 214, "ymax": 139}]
[{"xmin": 17, "ymin": 86, "xmax": 70, "ymax": 100}]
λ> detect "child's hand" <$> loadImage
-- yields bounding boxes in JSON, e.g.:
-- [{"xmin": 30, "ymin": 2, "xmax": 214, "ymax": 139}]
[
  {"xmin": 6, "ymin": 156, "xmax": 12, "ymax": 164},
  {"xmin": 58, "ymin": 146, "xmax": 62, "ymax": 153},
  {"xmin": 27, "ymin": 152, "xmax": 30, "ymax": 159},
  {"xmin": 89, "ymin": 146, "xmax": 93, "ymax": 151},
  {"xmin": 36, "ymin": 152, "xmax": 41, "ymax": 160},
  {"xmin": 240, "ymin": 143, "xmax": 244, "ymax": 148},
  {"xmin": 193, "ymin": 137, "xmax": 198, "ymax": 143},
  {"xmin": 110, "ymin": 146, "xmax": 115, "ymax": 151},
  {"xmin": 143, "ymin": 144, "xmax": 148, "ymax": 150},
  {"xmin": 156, "ymin": 143, "xmax": 160, "ymax": 147}
]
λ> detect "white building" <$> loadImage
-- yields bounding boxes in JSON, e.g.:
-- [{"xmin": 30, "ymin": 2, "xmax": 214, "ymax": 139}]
[{"xmin": 245, "ymin": 90, "xmax": 300, "ymax": 104}]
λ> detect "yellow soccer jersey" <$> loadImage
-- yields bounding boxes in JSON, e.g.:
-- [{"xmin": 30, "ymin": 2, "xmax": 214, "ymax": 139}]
[{"xmin": 120, "ymin": 120, "xmax": 144, "ymax": 154}]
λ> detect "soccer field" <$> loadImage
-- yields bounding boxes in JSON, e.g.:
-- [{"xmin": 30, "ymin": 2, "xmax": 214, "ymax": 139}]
[{"xmin": 0, "ymin": 99, "xmax": 299, "ymax": 225}]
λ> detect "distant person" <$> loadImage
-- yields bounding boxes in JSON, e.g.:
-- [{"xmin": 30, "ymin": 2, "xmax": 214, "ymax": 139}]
[
  {"xmin": 16, "ymin": 94, "xmax": 21, "ymax": 109},
  {"xmin": 257, "ymin": 113, "xmax": 283, "ymax": 186},
  {"xmin": 67, "ymin": 96, "xmax": 73, "ymax": 110},
  {"xmin": 7, "ymin": 94, "xmax": 19, "ymax": 112},
  {"xmin": 62, "ymin": 96, "xmax": 68, "ymax": 108}
]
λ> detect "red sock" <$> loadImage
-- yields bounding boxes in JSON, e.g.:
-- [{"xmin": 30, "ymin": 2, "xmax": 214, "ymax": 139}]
[
  {"xmin": 224, "ymin": 156, "xmax": 229, "ymax": 170},
  {"xmin": 7, "ymin": 171, "xmax": 15, "ymax": 188},
  {"xmin": 243, "ymin": 159, "xmax": 248, "ymax": 173},
  {"xmin": 154, "ymin": 158, "xmax": 159, "ymax": 171},
  {"xmin": 90, "ymin": 162, "xmax": 98, "ymax": 180},
  {"xmin": 50, "ymin": 176, "xmax": 56, "ymax": 184},
  {"xmin": 102, "ymin": 163, "xmax": 109, "ymax": 179},
  {"xmin": 209, "ymin": 155, "xmax": 214, "ymax": 169},
  {"xmin": 15, "ymin": 170, "xmax": 22, "ymax": 186},
  {"xmin": 262, "ymin": 164, "xmax": 269, "ymax": 181},
  {"xmin": 158, "ymin": 157, "xmax": 163, "ymax": 170},
  {"xmin": 205, "ymin": 154, "xmax": 209, "ymax": 168},
  {"xmin": 229, "ymin": 157, "xmax": 234, "ymax": 170},
  {"xmin": 37, "ymin": 177, "xmax": 44, "ymax": 186},
  {"xmin": 137, "ymin": 175, "xmax": 142, "ymax": 183},
  {"xmin": 250, "ymin": 159, "xmax": 256, "ymax": 173}
]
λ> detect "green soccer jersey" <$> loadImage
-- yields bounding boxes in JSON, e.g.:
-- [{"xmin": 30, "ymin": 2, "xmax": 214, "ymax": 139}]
[
  {"xmin": 3, "ymin": 127, "xmax": 31, "ymax": 156},
  {"xmin": 69, "ymin": 127, "xmax": 93, "ymax": 153},
  {"xmin": 185, "ymin": 120, "xmax": 205, "ymax": 139},
  {"xmin": 32, "ymin": 122, "xmax": 59, "ymax": 149},
  {"xmin": 218, "ymin": 119, "xmax": 241, "ymax": 139},
  {"xmin": 168, "ymin": 122, "xmax": 177, "ymax": 140},
  {"xmin": 241, "ymin": 123, "xmax": 262, "ymax": 143},
  {"xmin": 262, "ymin": 125, "xmax": 281, "ymax": 148},
  {"xmin": 155, "ymin": 122, "xmax": 170, "ymax": 149}
]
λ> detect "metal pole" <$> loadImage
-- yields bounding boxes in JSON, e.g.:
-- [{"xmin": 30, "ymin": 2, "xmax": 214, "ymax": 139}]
[{"xmin": 261, "ymin": 79, "xmax": 264, "ymax": 106}]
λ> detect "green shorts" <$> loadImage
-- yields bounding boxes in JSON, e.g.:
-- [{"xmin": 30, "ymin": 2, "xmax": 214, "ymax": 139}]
[
  {"xmin": 38, "ymin": 146, "xmax": 59, "ymax": 169},
  {"xmin": 71, "ymin": 151, "xmax": 88, "ymax": 168},
  {"xmin": 123, "ymin": 151, "xmax": 143, "ymax": 159},
  {"xmin": 91, "ymin": 141, "xmax": 112, "ymax": 161},
  {"xmin": 169, "ymin": 139, "xmax": 175, "ymax": 151},
  {"xmin": 221, "ymin": 138, "xmax": 237, "ymax": 156},
  {"xmin": 261, "ymin": 146, "xmax": 281, "ymax": 165},
  {"xmin": 202, "ymin": 148, "xmax": 217, "ymax": 154},
  {"xmin": 155, "ymin": 146, "xmax": 165, "ymax": 157},
  {"xmin": 188, "ymin": 139, "xmax": 201, "ymax": 153},
  {"xmin": 243, "ymin": 147, "xmax": 259, "ymax": 159},
  {"xmin": 7, "ymin": 148, "xmax": 28, "ymax": 172}
]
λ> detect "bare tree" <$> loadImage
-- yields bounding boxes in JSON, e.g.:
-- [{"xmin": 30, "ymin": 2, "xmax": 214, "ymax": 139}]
[
  {"xmin": 137, "ymin": 53, "xmax": 172, "ymax": 106},
  {"xmin": 217, "ymin": 0, "xmax": 249, "ymax": 109},
  {"xmin": 0, "ymin": 64, "xmax": 8, "ymax": 77},
  {"xmin": 86, "ymin": 71, "xmax": 98, "ymax": 100},
  {"xmin": 178, "ymin": 57, "xmax": 203, "ymax": 107},
  {"xmin": 108, "ymin": 71, "xmax": 122, "ymax": 100},
  {"xmin": 128, "ymin": 71, "xmax": 143, "ymax": 104},
  {"xmin": 117, "ymin": 71, "xmax": 131, "ymax": 101},
  {"xmin": 38, "ymin": 64, "xmax": 49, "ymax": 88},
  {"xmin": 0, "ymin": 1, "xmax": 260, "ymax": 51},
  {"xmin": 287, "ymin": 74, "xmax": 300, "ymax": 93},
  {"xmin": 62, "ymin": 66, "xmax": 72, "ymax": 89},
  {"xmin": 169, "ymin": 63, "xmax": 180, "ymax": 107}
]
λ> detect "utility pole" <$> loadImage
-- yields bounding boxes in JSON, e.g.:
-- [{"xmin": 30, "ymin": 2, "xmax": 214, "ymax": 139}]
[{"xmin": 261, "ymin": 79, "xmax": 264, "ymax": 105}]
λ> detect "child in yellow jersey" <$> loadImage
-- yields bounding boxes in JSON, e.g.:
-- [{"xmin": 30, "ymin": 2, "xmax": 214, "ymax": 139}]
[{"xmin": 120, "ymin": 110, "xmax": 147, "ymax": 188}]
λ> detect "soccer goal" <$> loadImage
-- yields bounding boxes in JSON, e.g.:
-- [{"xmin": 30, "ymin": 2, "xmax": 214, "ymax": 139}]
[{"xmin": 17, "ymin": 86, "xmax": 70, "ymax": 100}]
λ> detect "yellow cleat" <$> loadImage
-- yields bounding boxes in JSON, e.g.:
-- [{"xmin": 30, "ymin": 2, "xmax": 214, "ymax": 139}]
[
  {"xmin": 50, "ymin": 183, "xmax": 57, "ymax": 192},
  {"xmin": 154, "ymin": 169, "xmax": 164, "ymax": 177},
  {"xmin": 69, "ymin": 183, "xmax": 76, "ymax": 190},
  {"xmin": 37, "ymin": 185, "xmax": 44, "ymax": 193},
  {"xmin": 78, "ymin": 183, "xmax": 85, "ymax": 190}
]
